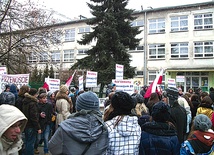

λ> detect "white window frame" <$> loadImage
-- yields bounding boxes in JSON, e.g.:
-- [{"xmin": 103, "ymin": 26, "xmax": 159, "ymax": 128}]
[
  {"xmin": 149, "ymin": 18, "xmax": 165, "ymax": 34},
  {"xmin": 131, "ymin": 20, "xmax": 144, "ymax": 27},
  {"xmin": 51, "ymin": 51, "xmax": 60, "ymax": 62},
  {"xmin": 65, "ymin": 28, "xmax": 75, "ymax": 42},
  {"xmin": 194, "ymin": 41, "xmax": 214, "ymax": 58},
  {"xmin": 39, "ymin": 52, "xmax": 48, "ymax": 62},
  {"xmin": 78, "ymin": 26, "xmax": 90, "ymax": 33},
  {"xmin": 194, "ymin": 13, "xmax": 213, "ymax": 30},
  {"xmin": 129, "ymin": 46, "xmax": 144, "ymax": 51},
  {"xmin": 63, "ymin": 50, "xmax": 74, "ymax": 62},
  {"xmin": 171, "ymin": 43, "xmax": 188, "ymax": 58},
  {"xmin": 28, "ymin": 52, "xmax": 37, "ymax": 63},
  {"xmin": 148, "ymin": 70, "xmax": 165, "ymax": 88},
  {"xmin": 78, "ymin": 49, "xmax": 88, "ymax": 54},
  {"xmin": 149, "ymin": 44, "xmax": 165, "ymax": 59},
  {"xmin": 171, "ymin": 15, "xmax": 188, "ymax": 32}
]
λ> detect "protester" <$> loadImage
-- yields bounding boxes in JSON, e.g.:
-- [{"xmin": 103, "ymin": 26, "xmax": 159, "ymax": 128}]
[
  {"xmin": 15, "ymin": 85, "xmax": 30, "ymax": 111},
  {"xmin": 55, "ymin": 85, "xmax": 72, "ymax": 128},
  {"xmin": 9, "ymin": 84, "xmax": 18, "ymax": 101},
  {"xmin": 180, "ymin": 114, "xmax": 214, "ymax": 154},
  {"xmin": 4, "ymin": 84, "xmax": 10, "ymax": 92},
  {"xmin": 190, "ymin": 94, "xmax": 200, "ymax": 119},
  {"xmin": 34, "ymin": 93, "xmax": 52, "ymax": 155},
  {"xmin": 104, "ymin": 91, "xmax": 141, "ymax": 154},
  {"xmin": 22, "ymin": 88, "xmax": 41, "ymax": 155},
  {"xmin": 165, "ymin": 87, "xmax": 187, "ymax": 144},
  {"xmin": 139, "ymin": 101, "xmax": 180, "ymax": 155},
  {"xmin": 178, "ymin": 96, "xmax": 192, "ymax": 140},
  {"xmin": 0, "ymin": 89, "xmax": 15, "ymax": 105},
  {"xmin": 49, "ymin": 91, "xmax": 108, "ymax": 155},
  {"xmin": 47, "ymin": 90, "xmax": 57, "ymax": 136},
  {"xmin": 196, "ymin": 96, "xmax": 213, "ymax": 119},
  {"xmin": 146, "ymin": 92, "xmax": 160, "ymax": 114},
  {"xmin": 0, "ymin": 104, "xmax": 27, "ymax": 155}
]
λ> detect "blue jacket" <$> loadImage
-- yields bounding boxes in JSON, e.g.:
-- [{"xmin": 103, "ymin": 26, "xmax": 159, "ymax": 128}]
[
  {"xmin": 139, "ymin": 122, "xmax": 180, "ymax": 155},
  {"xmin": 180, "ymin": 140, "xmax": 214, "ymax": 155}
]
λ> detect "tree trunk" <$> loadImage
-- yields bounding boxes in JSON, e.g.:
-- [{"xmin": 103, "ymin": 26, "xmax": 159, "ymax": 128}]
[{"xmin": 99, "ymin": 83, "xmax": 105, "ymax": 98}]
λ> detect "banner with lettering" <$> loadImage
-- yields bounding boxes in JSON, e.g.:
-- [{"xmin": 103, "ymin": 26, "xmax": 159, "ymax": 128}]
[
  {"xmin": 112, "ymin": 79, "xmax": 134, "ymax": 94},
  {"xmin": 115, "ymin": 64, "xmax": 124, "ymax": 80},
  {"xmin": 45, "ymin": 78, "xmax": 60, "ymax": 92},
  {"xmin": 78, "ymin": 76, "xmax": 84, "ymax": 91},
  {"xmin": 0, "ymin": 74, "xmax": 29, "ymax": 92},
  {"xmin": 86, "ymin": 71, "xmax": 97, "ymax": 88},
  {"xmin": 0, "ymin": 67, "xmax": 7, "ymax": 75}
]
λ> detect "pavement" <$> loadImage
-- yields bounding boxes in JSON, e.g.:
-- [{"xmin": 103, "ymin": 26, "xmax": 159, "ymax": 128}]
[{"xmin": 37, "ymin": 146, "xmax": 52, "ymax": 155}]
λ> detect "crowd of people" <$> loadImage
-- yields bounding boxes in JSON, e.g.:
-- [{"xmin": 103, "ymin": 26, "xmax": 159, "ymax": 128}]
[{"xmin": 0, "ymin": 83, "xmax": 214, "ymax": 155}]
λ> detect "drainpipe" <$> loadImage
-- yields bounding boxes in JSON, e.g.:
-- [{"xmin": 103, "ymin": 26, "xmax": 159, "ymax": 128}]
[{"xmin": 143, "ymin": 11, "xmax": 147, "ymax": 86}]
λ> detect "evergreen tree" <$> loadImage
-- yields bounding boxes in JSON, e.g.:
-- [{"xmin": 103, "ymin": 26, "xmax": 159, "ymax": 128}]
[
  {"xmin": 42, "ymin": 63, "xmax": 49, "ymax": 81},
  {"xmin": 71, "ymin": 0, "xmax": 141, "ymax": 96},
  {"xmin": 30, "ymin": 65, "xmax": 38, "ymax": 82},
  {"xmin": 49, "ymin": 65, "xmax": 54, "ymax": 78},
  {"xmin": 38, "ymin": 69, "xmax": 43, "ymax": 82}
]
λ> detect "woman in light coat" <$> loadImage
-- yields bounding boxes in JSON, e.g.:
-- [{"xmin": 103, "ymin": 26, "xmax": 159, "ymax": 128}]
[
  {"xmin": 55, "ymin": 85, "xmax": 72, "ymax": 128},
  {"xmin": 0, "ymin": 104, "xmax": 27, "ymax": 155}
]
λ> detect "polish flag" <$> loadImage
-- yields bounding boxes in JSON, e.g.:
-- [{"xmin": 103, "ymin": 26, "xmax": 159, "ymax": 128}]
[
  {"xmin": 144, "ymin": 69, "xmax": 164, "ymax": 98},
  {"xmin": 65, "ymin": 70, "xmax": 76, "ymax": 87}
]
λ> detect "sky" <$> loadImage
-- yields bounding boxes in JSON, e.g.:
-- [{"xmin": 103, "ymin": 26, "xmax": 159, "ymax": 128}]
[{"xmin": 29, "ymin": 0, "xmax": 211, "ymax": 19}]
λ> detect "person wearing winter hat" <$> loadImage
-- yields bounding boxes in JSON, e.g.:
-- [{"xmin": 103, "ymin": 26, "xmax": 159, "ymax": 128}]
[
  {"xmin": 139, "ymin": 101, "xmax": 180, "ymax": 155},
  {"xmin": 0, "ymin": 90, "xmax": 15, "ymax": 105},
  {"xmin": 0, "ymin": 104, "xmax": 28, "ymax": 155},
  {"xmin": 75, "ymin": 91, "xmax": 100, "ymax": 111},
  {"xmin": 104, "ymin": 91, "xmax": 141, "ymax": 154},
  {"xmin": 165, "ymin": 87, "xmax": 187, "ymax": 144},
  {"xmin": 55, "ymin": 85, "xmax": 72, "ymax": 129},
  {"xmin": 22, "ymin": 88, "xmax": 41, "ymax": 155},
  {"xmin": 180, "ymin": 114, "xmax": 214, "ymax": 154},
  {"xmin": 48, "ymin": 91, "xmax": 108, "ymax": 155}
]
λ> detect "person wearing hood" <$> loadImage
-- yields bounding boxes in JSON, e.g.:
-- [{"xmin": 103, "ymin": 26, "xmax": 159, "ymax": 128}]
[
  {"xmin": 139, "ymin": 101, "xmax": 180, "ymax": 155},
  {"xmin": 180, "ymin": 114, "xmax": 214, "ymax": 154},
  {"xmin": 48, "ymin": 91, "xmax": 109, "ymax": 155},
  {"xmin": 9, "ymin": 84, "xmax": 18, "ymax": 101},
  {"xmin": 104, "ymin": 91, "xmax": 141, "ymax": 154},
  {"xmin": 0, "ymin": 104, "xmax": 27, "ymax": 155}
]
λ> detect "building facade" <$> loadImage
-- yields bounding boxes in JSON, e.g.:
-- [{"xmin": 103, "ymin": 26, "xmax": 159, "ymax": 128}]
[{"xmin": 31, "ymin": 1, "xmax": 214, "ymax": 92}]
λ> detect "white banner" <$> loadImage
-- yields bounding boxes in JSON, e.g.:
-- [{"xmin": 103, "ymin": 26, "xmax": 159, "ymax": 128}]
[
  {"xmin": 0, "ymin": 67, "xmax": 7, "ymax": 75},
  {"xmin": 78, "ymin": 76, "xmax": 84, "ymax": 91},
  {"xmin": 115, "ymin": 64, "xmax": 124, "ymax": 80},
  {"xmin": 168, "ymin": 78, "xmax": 176, "ymax": 88},
  {"xmin": 176, "ymin": 76, "xmax": 185, "ymax": 82},
  {"xmin": 45, "ymin": 78, "xmax": 60, "ymax": 92},
  {"xmin": 112, "ymin": 79, "xmax": 134, "ymax": 94},
  {"xmin": 0, "ymin": 74, "xmax": 29, "ymax": 92},
  {"xmin": 86, "ymin": 71, "xmax": 97, "ymax": 88}
]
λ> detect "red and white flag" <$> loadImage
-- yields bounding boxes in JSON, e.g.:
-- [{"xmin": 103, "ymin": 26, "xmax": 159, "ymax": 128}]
[
  {"xmin": 144, "ymin": 69, "xmax": 164, "ymax": 98},
  {"xmin": 65, "ymin": 70, "xmax": 76, "ymax": 87}
]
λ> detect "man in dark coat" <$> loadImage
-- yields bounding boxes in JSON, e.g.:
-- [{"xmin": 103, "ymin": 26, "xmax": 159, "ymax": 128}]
[{"xmin": 165, "ymin": 87, "xmax": 187, "ymax": 144}]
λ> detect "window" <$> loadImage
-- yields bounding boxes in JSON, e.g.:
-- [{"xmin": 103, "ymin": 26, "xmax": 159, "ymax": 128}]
[
  {"xmin": 194, "ymin": 13, "xmax": 213, "ymax": 30},
  {"xmin": 28, "ymin": 52, "xmax": 37, "ymax": 63},
  {"xmin": 149, "ymin": 18, "xmax": 165, "ymax": 34},
  {"xmin": 171, "ymin": 16, "xmax": 188, "ymax": 32},
  {"xmin": 129, "ymin": 46, "xmax": 144, "ymax": 51},
  {"xmin": 63, "ymin": 50, "xmax": 74, "ymax": 62},
  {"xmin": 149, "ymin": 44, "xmax": 165, "ymax": 59},
  {"xmin": 171, "ymin": 43, "xmax": 188, "ymax": 58},
  {"xmin": 131, "ymin": 20, "xmax": 144, "ymax": 27},
  {"xmin": 194, "ymin": 41, "xmax": 214, "ymax": 57},
  {"xmin": 78, "ymin": 49, "xmax": 88, "ymax": 54},
  {"xmin": 148, "ymin": 70, "xmax": 165, "ymax": 88},
  {"xmin": 51, "ymin": 51, "xmax": 60, "ymax": 62},
  {"xmin": 65, "ymin": 28, "xmax": 75, "ymax": 42},
  {"xmin": 78, "ymin": 27, "xmax": 90, "ymax": 33},
  {"xmin": 39, "ymin": 52, "xmax": 48, "ymax": 62}
]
